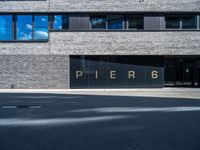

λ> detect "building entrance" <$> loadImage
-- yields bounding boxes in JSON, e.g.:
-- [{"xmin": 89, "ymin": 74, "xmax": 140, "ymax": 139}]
[
  {"xmin": 70, "ymin": 56, "xmax": 200, "ymax": 88},
  {"xmin": 164, "ymin": 56, "xmax": 200, "ymax": 87}
]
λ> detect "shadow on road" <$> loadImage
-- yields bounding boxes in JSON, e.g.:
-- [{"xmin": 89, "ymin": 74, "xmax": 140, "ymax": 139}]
[{"xmin": 0, "ymin": 93, "xmax": 200, "ymax": 150}]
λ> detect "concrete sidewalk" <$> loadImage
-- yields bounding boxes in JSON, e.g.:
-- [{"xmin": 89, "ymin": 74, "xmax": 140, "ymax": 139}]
[
  {"xmin": 0, "ymin": 88, "xmax": 199, "ymax": 92},
  {"xmin": 0, "ymin": 88, "xmax": 199, "ymax": 99}
]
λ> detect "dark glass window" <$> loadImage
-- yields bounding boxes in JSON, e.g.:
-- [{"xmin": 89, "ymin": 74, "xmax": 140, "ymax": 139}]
[
  {"xmin": 165, "ymin": 16, "xmax": 180, "ymax": 29},
  {"xmin": 53, "ymin": 15, "xmax": 69, "ymax": 30},
  {"xmin": 107, "ymin": 15, "xmax": 123, "ymax": 29},
  {"xmin": 17, "ymin": 15, "xmax": 33, "ymax": 40},
  {"xmin": 182, "ymin": 16, "xmax": 197, "ymax": 29},
  {"xmin": 128, "ymin": 16, "xmax": 143, "ymax": 29},
  {"xmin": 199, "ymin": 15, "xmax": 200, "ymax": 29},
  {"xmin": 0, "ymin": 15, "xmax": 13, "ymax": 40},
  {"xmin": 34, "ymin": 15, "xmax": 48, "ymax": 40},
  {"xmin": 90, "ymin": 16, "xmax": 106, "ymax": 29}
]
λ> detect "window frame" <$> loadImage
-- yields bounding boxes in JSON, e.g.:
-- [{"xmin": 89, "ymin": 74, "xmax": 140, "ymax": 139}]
[
  {"xmin": 0, "ymin": 13, "xmax": 199, "ymax": 42},
  {"xmin": 165, "ymin": 15, "xmax": 181, "ymax": 30},
  {"xmin": 0, "ymin": 15, "xmax": 14, "ymax": 41},
  {"xmin": 126, "ymin": 15, "xmax": 144, "ymax": 30},
  {"xmin": 90, "ymin": 15, "xmax": 107, "ymax": 30},
  {"xmin": 33, "ymin": 15, "xmax": 49, "ymax": 40},
  {"xmin": 89, "ymin": 14, "xmax": 125, "ymax": 30},
  {"xmin": 51, "ymin": 14, "xmax": 69, "ymax": 31},
  {"xmin": 0, "ymin": 13, "xmax": 49, "ymax": 42},
  {"xmin": 16, "ymin": 15, "xmax": 33, "ymax": 41},
  {"xmin": 198, "ymin": 15, "xmax": 200, "ymax": 30},
  {"xmin": 107, "ymin": 14, "xmax": 124, "ymax": 30},
  {"xmin": 181, "ymin": 15, "xmax": 197, "ymax": 30}
]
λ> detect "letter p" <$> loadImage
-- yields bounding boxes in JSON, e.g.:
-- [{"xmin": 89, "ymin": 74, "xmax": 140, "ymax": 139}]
[{"xmin": 76, "ymin": 71, "xmax": 83, "ymax": 79}]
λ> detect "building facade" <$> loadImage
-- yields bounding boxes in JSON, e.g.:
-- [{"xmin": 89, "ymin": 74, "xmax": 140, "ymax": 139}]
[{"xmin": 0, "ymin": 0, "xmax": 200, "ymax": 89}]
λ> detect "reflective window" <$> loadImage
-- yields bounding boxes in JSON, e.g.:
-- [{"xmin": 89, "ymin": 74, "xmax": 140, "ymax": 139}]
[
  {"xmin": 53, "ymin": 15, "xmax": 69, "ymax": 30},
  {"xmin": 34, "ymin": 15, "xmax": 48, "ymax": 40},
  {"xmin": 128, "ymin": 16, "xmax": 143, "ymax": 29},
  {"xmin": 166, "ymin": 16, "xmax": 180, "ymax": 29},
  {"xmin": 182, "ymin": 16, "xmax": 197, "ymax": 29},
  {"xmin": 90, "ymin": 16, "xmax": 106, "ymax": 29},
  {"xmin": 0, "ymin": 15, "xmax": 13, "ymax": 40},
  {"xmin": 54, "ymin": 15, "xmax": 62, "ymax": 29},
  {"xmin": 108, "ymin": 15, "xmax": 123, "ymax": 29},
  {"xmin": 17, "ymin": 15, "xmax": 33, "ymax": 40}
]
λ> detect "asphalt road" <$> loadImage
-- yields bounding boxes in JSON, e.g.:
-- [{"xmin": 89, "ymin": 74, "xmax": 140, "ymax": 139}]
[{"xmin": 0, "ymin": 93, "xmax": 200, "ymax": 150}]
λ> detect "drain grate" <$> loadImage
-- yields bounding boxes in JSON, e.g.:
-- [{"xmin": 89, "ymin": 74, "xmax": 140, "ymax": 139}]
[{"xmin": 1, "ymin": 105, "xmax": 42, "ymax": 109}]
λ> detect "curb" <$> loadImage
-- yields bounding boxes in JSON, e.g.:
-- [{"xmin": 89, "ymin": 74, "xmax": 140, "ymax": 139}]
[{"xmin": 0, "ymin": 88, "xmax": 199, "ymax": 93}]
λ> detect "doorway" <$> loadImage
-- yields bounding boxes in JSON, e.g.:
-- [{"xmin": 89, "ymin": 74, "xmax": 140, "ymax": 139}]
[{"xmin": 164, "ymin": 56, "xmax": 200, "ymax": 87}]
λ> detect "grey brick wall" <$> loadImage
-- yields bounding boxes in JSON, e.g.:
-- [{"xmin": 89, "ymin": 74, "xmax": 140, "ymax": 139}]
[
  {"xmin": 0, "ymin": 0, "xmax": 49, "ymax": 12},
  {"xmin": 0, "ymin": 0, "xmax": 200, "ymax": 12},
  {"xmin": 49, "ymin": 32, "xmax": 200, "ymax": 55},
  {"xmin": 0, "ymin": 55, "xmax": 69, "ymax": 89},
  {"xmin": 49, "ymin": 0, "xmax": 200, "ymax": 12},
  {"xmin": 0, "ymin": 32, "xmax": 199, "ymax": 56},
  {"xmin": 0, "ymin": 43, "xmax": 50, "ymax": 55}
]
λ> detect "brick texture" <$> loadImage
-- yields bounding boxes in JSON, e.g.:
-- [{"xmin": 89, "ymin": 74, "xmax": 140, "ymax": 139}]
[
  {"xmin": 0, "ymin": 55, "xmax": 69, "ymax": 89},
  {"xmin": 50, "ymin": 0, "xmax": 200, "ymax": 12},
  {"xmin": 50, "ymin": 32, "xmax": 200, "ymax": 55},
  {"xmin": 0, "ymin": 0, "xmax": 199, "ymax": 12}
]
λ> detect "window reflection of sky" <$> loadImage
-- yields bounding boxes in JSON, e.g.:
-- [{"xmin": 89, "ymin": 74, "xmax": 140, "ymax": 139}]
[
  {"xmin": 34, "ymin": 16, "xmax": 48, "ymax": 40},
  {"xmin": 35, "ymin": 16, "xmax": 48, "ymax": 28},
  {"xmin": 17, "ymin": 15, "xmax": 33, "ymax": 40},
  {"xmin": 0, "ymin": 15, "xmax": 13, "ymax": 40},
  {"xmin": 17, "ymin": 15, "xmax": 48, "ymax": 40},
  {"xmin": 34, "ymin": 28, "xmax": 48, "ymax": 40},
  {"xmin": 108, "ymin": 16, "xmax": 123, "ymax": 29},
  {"xmin": 54, "ymin": 15, "xmax": 69, "ymax": 30},
  {"xmin": 54, "ymin": 15, "xmax": 62, "ymax": 29},
  {"xmin": 91, "ymin": 17, "xmax": 106, "ymax": 29}
]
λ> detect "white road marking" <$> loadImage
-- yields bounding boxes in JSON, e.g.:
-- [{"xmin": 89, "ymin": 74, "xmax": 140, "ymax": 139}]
[
  {"xmin": 71, "ymin": 106, "xmax": 200, "ymax": 113},
  {"xmin": 1, "ymin": 106, "xmax": 17, "ymax": 109},
  {"xmin": 0, "ymin": 115, "xmax": 129, "ymax": 127}
]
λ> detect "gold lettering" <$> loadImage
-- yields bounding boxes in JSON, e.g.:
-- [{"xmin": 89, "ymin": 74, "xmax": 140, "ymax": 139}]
[
  {"xmin": 110, "ymin": 70, "xmax": 116, "ymax": 79},
  {"xmin": 128, "ymin": 71, "xmax": 135, "ymax": 79},
  {"xmin": 76, "ymin": 71, "xmax": 83, "ymax": 79},
  {"xmin": 152, "ymin": 71, "xmax": 158, "ymax": 79},
  {"xmin": 95, "ymin": 71, "xmax": 98, "ymax": 79}
]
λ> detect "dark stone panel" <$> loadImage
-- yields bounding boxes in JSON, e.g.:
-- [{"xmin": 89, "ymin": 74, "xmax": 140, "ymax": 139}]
[
  {"xmin": 126, "ymin": 56, "xmax": 146, "ymax": 88},
  {"xmin": 106, "ymin": 56, "xmax": 127, "ymax": 88},
  {"xmin": 145, "ymin": 56, "xmax": 164, "ymax": 88},
  {"xmin": 70, "ymin": 56, "xmax": 164, "ymax": 88},
  {"xmin": 87, "ymin": 56, "xmax": 107, "ymax": 88},
  {"xmin": 70, "ymin": 56, "xmax": 89, "ymax": 88}
]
